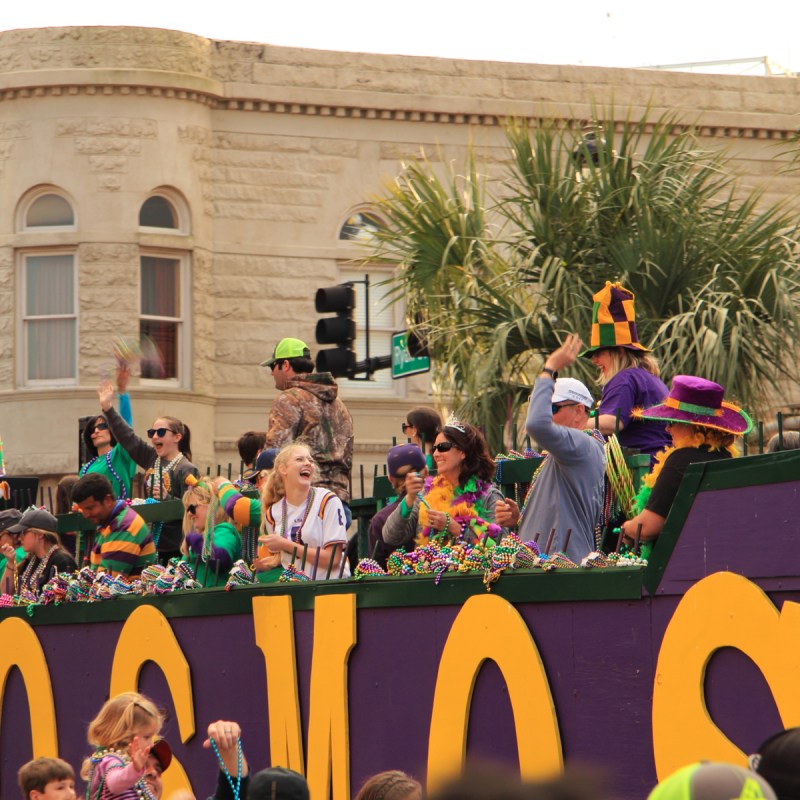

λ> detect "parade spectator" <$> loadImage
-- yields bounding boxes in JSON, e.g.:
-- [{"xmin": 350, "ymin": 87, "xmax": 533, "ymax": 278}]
[
  {"xmin": 141, "ymin": 738, "xmax": 173, "ymax": 800},
  {"xmin": 262, "ymin": 338, "xmax": 354, "ymax": 525},
  {"xmin": 181, "ymin": 476, "xmax": 242, "ymax": 588},
  {"xmin": 355, "ymin": 770, "xmax": 422, "ymax": 800},
  {"xmin": 767, "ymin": 431, "xmax": 800, "ymax": 452},
  {"xmin": 4, "ymin": 508, "xmax": 76, "ymax": 596},
  {"xmin": 620, "ymin": 375, "xmax": 751, "ymax": 544},
  {"xmin": 0, "ymin": 508, "xmax": 23, "ymax": 594},
  {"xmin": 582, "ymin": 281, "xmax": 670, "ymax": 463},
  {"xmin": 368, "ymin": 444, "xmax": 427, "ymax": 568},
  {"xmin": 97, "ymin": 379, "xmax": 199, "ymax": 562},
  {"xmin": 17, "ymin": 757, "xmax": 76, "ymax": 800},
  {"xmin": 72, "ymin": 474, "xmax": 156, "ymax": 577},
  {"xmin": 242, "ymin": 447, "xmax": 279, "ymax": 492},
  {"xmin": 214, "ymin": 443, "xmax": 349, "ymax": 579},
  {"xmin": 382, "ymin": 418, "xmax": 502, "ymax": 551},
  {"xmin": 82, "ymin": 692, "xmax": 163, "ymax": 800},
  {"xmin": 200, "ymin": 718, "xmax": 309, "ymax": 800},
  {"xmin": 494, "ymin": 335, "xmax": 606, "ymax": 562},
  {"xmin": 80, "ymin": 366, "xmax": 137, "ymax": 500},
  {"xmin": 237, "ymin": 430, "xmax": 267, "ymax": 475},
  {"xmin": 647, "ymin": 762, "xmax": 775, "ymax": 800},
  {"xmin": 402, "ymin": 406, "xmax": 442, "ymax": 469},
  {"xmin": 55, "ymin": 474, "xmax": 80, "ymax": 557},
  {"xmin": 750, "ymin": 726, "xmax": 800, "ymax": 800}
]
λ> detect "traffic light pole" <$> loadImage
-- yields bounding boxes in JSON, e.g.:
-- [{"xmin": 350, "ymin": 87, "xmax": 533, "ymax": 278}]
[{"xmin": 348, "ymin": 274, "xmax": 391, "ymax": 380}]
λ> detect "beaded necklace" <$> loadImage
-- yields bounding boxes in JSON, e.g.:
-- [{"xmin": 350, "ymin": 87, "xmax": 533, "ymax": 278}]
[
  {"xmin": 81, "ymin": 449, "xmax": 128, "ymax": 499},
  {"xmin": 210, "ymin": 736, "xmax": 243, "ymax": 800},
  {"xmin": 280, "ymin": 488, "xmax": 316, "ymax": 543},
  {"xmin": 145, "ymin": 453, "xmax": 184, "ymax": 500},
  {"xmin": 20, "ymin": 544, "xmax": 58, "ymax": 595}
]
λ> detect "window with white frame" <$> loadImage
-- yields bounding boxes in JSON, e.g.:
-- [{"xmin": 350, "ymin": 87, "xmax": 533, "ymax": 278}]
[
  {"xmin": 338, "ymin": 267, "xmax": 399, "ymax": 394},
  {"xmin": 139, "ymin": 254, "xmax": 188, "ymax": 382},
  {"xmin": 21, "ymin": 252, "xmax": 77, "ymax": 383}
]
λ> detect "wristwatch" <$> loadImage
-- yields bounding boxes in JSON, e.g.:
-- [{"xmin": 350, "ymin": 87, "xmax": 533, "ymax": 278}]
[{"xmin": 541, "ymin": 367, "xmax": 558, "ymax": 379}]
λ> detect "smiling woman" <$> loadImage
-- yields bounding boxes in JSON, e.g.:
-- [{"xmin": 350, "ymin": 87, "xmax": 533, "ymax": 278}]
[
  {"xmin": 212, "ymin": 443, "xmax": 350, "ymax": 580},
  {"xmin": 79, "ymin": 366, "xmax": 137, "ymax": 500},
  {"xmin": 95, "ymin": 379, "xmax": 199, "ymax": 563}
]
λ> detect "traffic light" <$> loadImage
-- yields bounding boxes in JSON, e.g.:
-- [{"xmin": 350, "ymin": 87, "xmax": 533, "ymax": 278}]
[{"xmin": 315, "ymin": 283, "xmax": 356, "ymax": 377}]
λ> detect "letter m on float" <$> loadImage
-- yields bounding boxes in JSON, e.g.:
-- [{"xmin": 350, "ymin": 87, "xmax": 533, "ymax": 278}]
[{"xmin": 253, "ymin": 594, "xmax": 357, "ymax": 800}]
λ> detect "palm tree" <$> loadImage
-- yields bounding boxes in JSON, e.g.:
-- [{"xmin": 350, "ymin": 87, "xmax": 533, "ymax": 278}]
[{"xmin": 366, "ymin": 112, "xmax": 800, "ymax": 452}]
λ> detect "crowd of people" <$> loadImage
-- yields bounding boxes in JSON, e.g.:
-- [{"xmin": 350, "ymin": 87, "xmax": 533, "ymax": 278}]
[
  {"xmin": 0, "ymin": 278, "xmax": 779, "ymax": 599},
  {"xmin": 14, "ymin": 688, "xmax": 800, "ymax": 800}
]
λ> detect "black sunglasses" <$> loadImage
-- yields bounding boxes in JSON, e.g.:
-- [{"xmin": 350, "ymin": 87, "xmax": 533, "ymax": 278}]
[
  {"xmin": 147, "ymin": 427, "xmax": 176, "ymax": 438},
  {"xmin": 432, "ymin": 441, "xmax": 456, "ymax": 453},
  {"xmin": 186, "ymin": 504, "xmax": 198, "ymax": 515},
  {"xmin": 93, "ymin": 422, "xmax": 109, "ymax": 432},
  {"xmin": 551, "ymin": 403, "xmax": 580, "ymax": 416},
  {"xmin": 401, "ymin": 422, "xmax": 412, "ymax": 433}
]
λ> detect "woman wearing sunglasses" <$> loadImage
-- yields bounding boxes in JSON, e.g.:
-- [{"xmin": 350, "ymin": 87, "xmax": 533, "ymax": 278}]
[
  {"xmin": 97, "ymin": 379, "xmax": 199, "ymax": 562},
  {"xmin": 80, "ymin": 366, "xmax": 137, "ymax": 500},
  {"xmin": 181, "ymin": 476, "xmax": 242, "ymax": 587},
  {"xmin": 382, "ymin": 416, "xmax": 502, "ymax": 552},
  {"xmin": 401, "ymin": 407, "xmax": 442, "ymax": 470}
]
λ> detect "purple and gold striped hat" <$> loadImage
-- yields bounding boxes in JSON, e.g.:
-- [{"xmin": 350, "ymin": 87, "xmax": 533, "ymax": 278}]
[
  {"xmin": 633, "ymin": 375, "xmax": 753, "ymax": 435},
  {"xmin": 581, "ymin": 281, "xmax": 650, "ymax": 356}
]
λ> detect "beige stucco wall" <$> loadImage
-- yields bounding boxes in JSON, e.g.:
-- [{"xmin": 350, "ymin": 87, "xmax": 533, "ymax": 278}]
[{"xmin": 1, "ymin": 25, "xmax": 799, "ymax": 490}]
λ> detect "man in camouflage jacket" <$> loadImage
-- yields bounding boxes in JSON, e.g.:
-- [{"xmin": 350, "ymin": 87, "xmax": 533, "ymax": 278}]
[{"xmin": 262, "ymin": 338, "xmax": 354, "ymax": 513}]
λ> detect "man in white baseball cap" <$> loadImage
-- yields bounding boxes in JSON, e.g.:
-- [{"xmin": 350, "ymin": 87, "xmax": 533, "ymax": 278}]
[{"xmin": 495, "ymin": 333, "xmax": 606, "ymax": 561}]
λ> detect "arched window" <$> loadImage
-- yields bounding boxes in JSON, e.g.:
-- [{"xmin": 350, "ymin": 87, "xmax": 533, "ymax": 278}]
[
  {"xmin": 138, "ymin": 189, "xmax": 191, "ymax": 384},
  {"xmin": 17, "ymin": 188, "xmax": 76, "ymax": 231},
  {"xmin": 339, "ymin": 210, "xmax": 385, "ymax": 243},
  {"xmin": 16, "ymin": 187, "xmax": 78, "ymax": 384},
  {"xmin": 139, "ymin": 196, "xmax": 178, "ymax": 229}
]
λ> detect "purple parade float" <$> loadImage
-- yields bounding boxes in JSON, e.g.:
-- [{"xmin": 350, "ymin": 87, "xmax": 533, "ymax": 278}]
[{"xmin": 1, "ymin": 448, "xmax": 799, "ymax": 800}]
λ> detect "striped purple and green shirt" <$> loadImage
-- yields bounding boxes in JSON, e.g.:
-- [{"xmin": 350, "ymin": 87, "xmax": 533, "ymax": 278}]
[
  {"xmin": 91, "ymin": 501, "xmax": 157, "ymax": 576},
  {"xmin": 216, "ymin": 479, "xmax": 262, "ymax": 528}
]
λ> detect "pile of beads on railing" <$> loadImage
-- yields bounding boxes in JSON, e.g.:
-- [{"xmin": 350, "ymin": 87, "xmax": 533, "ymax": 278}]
[
  {"xmin": 1, "ymin": 558, "xmax": 205, "ymax": 615},
  {"xmin": 351, "ymin": 532, "xmax": 648, "ymax": 592}
]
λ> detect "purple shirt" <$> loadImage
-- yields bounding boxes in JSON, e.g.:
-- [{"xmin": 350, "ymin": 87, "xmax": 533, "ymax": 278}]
[{"xmin": 599, "ymin": 368, "xmax": 670, "ymax": 460}]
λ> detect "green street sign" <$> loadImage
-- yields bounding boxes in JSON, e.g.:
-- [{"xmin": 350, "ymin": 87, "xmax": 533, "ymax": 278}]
[{"xmin": 391, "ymin": 331, "xmax": 431, "ymax": 379}]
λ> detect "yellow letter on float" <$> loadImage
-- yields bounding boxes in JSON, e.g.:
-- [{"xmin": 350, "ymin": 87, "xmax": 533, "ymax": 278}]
[
  {"xmin": 254, "ymin": 593, "xmax": 357, "ymax": 800},
  {"xmin": 0, "ymin": 617, "xmax": 58, "ymax": 757},
  {"xmin": 110, "ymin": 604, "xmax": 195, "ymax": 798},
  {"xmin": 653, "ymin": 572, "xmax": 800, "ymax": 779},
  {"xmin": 253, "ymin": 595, "xmax": 305, "ymax": 774},
  {"xmin": 427, "ymin": 594, "xmax": 563, "ymax": 791}
]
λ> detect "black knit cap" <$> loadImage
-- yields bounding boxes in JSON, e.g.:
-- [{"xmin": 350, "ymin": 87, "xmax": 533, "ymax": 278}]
[
  {"xmin": 247, "ymin": 767, "xmax": 309, "ymax": 800},
  {"xmin": 752, "ymin": 728, "xmax": 800, "ymax": 800}
]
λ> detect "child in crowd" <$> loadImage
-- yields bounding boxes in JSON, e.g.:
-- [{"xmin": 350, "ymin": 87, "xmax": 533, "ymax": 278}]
[
  {"xmin": 182, "ymin": 475, "xmax": 242, "ymax": 588},
  {"xmin": 17, "ymin": 757, "xmax": 76, "ymax": 800},
  {"xmin": 81, "ymin": 691, "xmax": 163, "ymax": 800}
]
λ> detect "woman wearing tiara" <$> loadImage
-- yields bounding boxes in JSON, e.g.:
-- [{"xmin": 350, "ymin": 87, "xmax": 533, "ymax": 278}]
[{"xmin": 381, "ymin": 415, "xmax": 503, "ymax": 552}]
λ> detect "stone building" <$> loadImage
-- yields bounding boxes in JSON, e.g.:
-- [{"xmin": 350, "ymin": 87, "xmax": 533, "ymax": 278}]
[{"xmin": 0, "ymin": 26, "xmax": 798, "ymax": 488}]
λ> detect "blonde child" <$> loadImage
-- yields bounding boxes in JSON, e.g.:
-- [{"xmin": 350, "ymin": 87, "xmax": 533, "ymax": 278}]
[
  {"xmin": 81, "ymin": 692, "xmax": 163, "ymax": 800},
  {"xmin": 17, "ymin": 757, "xmax": 76, "ymax": 800}
]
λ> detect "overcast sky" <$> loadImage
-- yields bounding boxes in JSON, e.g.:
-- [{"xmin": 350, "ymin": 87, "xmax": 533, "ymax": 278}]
[{"xmin": 3, "ymin": 1, "xmax": 800, "ymax": 74}]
